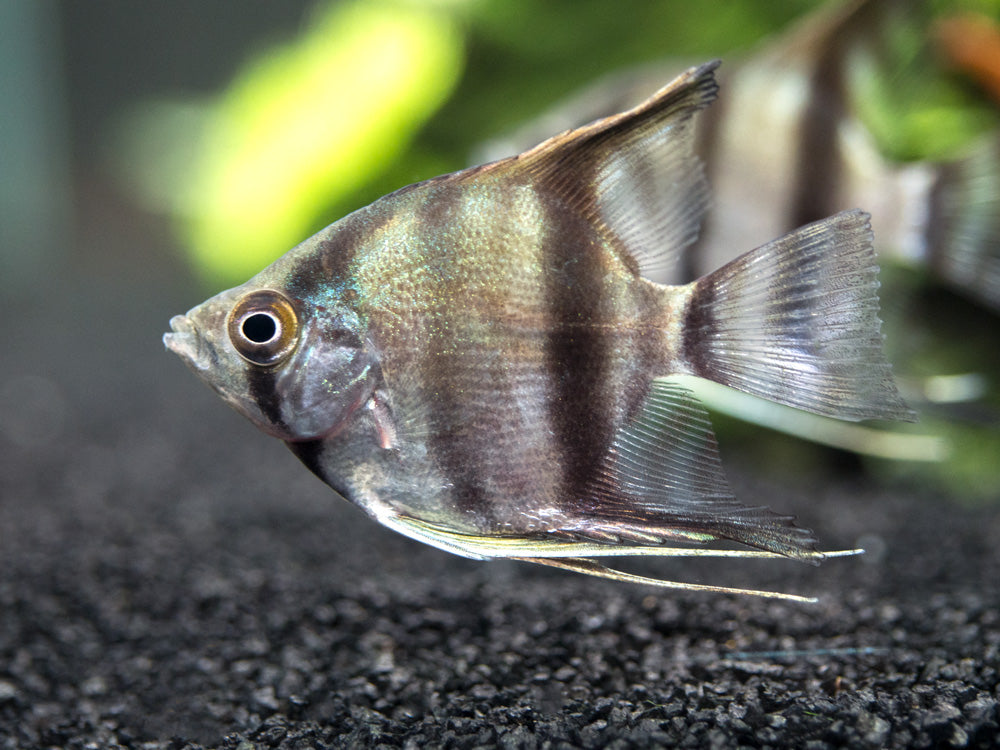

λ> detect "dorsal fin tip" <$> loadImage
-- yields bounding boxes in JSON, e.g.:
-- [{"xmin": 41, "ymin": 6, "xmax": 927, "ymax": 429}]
[
  {"xmin": 521, "ymin": 58, "xmax": 721, "ymax": 163},
  {"xmin": 505, "ymin": 60, "xmax": 723, "ymax": 279}
]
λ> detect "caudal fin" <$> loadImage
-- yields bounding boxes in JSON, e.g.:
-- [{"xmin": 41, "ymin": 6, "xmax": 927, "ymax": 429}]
[
  {"xmin": 926, "ymin": 136, "xmax": 1000, "ymax": 311},
  {"xmin": 681, "ymin": 209, "xmax": 915, "ymax": 422}
]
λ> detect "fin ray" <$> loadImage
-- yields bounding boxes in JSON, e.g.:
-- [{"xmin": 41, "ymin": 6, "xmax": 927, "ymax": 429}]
[
  {"xmin": 683, "ymin": 209, "xmax": 915, "ymax": 422},
  {"xmin": 927, "ymin": 136, "xmax": 1000, "ymax": 311},
  {"xmin": 515, "ymin": 557, "xmax": 820, "ymax": 602},
  {"xmin": 517, "ymin": 61, "xmax": 720, "ymax": 277},
  {"xmin": 569, "ymin": 380, "xmax": 818, "ymax": 559}
]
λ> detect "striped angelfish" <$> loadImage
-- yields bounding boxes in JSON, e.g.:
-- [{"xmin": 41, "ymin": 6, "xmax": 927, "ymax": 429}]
[{"xmin": 165, "ymin": 62, "xmax": 913, "ymax": 601}]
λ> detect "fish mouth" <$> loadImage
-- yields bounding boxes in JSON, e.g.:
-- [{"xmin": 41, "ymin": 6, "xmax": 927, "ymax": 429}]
[{"xmin": 163, "ymin": 315, "xmax": 211, "ymax": 371}]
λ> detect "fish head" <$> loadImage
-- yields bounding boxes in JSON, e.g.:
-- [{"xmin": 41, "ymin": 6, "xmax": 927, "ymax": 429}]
[{"xmin": 164, "ymin": 273, "xmax": 380, "ymax": 442}]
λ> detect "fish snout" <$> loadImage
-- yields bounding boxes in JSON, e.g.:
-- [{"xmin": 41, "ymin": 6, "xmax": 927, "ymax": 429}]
[{"xmin": 164, "ymin": 315, "xmax": 211, "ymax": 371}]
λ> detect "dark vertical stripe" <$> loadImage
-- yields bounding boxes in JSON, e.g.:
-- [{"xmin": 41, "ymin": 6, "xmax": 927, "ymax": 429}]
[
  {"xmin": 287, "ymin": 438, "xmax": 325, "ymax": 478},
  {"xmin": 786, "ymin": 0, "xmax": 890, "ymax": 230},
  {"xmin": 540, "ymin": 202, "xmax": 619, "ymax": 504},
  {"xmin": 287, "ymin": 214, "xmax": 364, "ymax": 298},
  {"xmin": 246, "ymin": 368, "xmax": 286, "ymax": 431},
  {"xmin": 924, "ymin": 162, "xmax": 957, "ymax": 274},
  {"xmin": 789, "ymin": 51, "xmax": 847, "ymax": 230},
  {"xmin": 422, "ymin": 358, "xmax": 492, "ymax": 519},
  {"xmin": 287, "ymin": 439, "xmax": 354, "ymax": 504},
  {"xmin": 243, "ymin": 210, "xmax": 376, "ymax": 442},
  {"xmin": 287, "ymin": 438, "xmax": 333, "ymax": 485},
  {"xmin": 243, "ymin": 232, "xmax": 347, "ymax": 433}
]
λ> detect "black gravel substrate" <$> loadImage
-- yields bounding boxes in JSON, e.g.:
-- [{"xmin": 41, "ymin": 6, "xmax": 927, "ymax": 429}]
[{"xmin": 2, "ymin": 271, "xmax": 998, "ymax": 749}]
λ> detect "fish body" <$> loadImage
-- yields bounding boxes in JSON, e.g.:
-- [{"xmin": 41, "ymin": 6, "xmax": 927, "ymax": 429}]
[
  {"xmin": 478, "ymin": 0, "xmax": 1000, "ymax": 308},
  {"xmin": 166, "ymin": 62, "xmax": 912, "ymax": 599}
]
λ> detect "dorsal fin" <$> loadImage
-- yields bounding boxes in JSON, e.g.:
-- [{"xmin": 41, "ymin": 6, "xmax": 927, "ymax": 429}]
[
  {"xmin": 507, "ymin": 61, "xmax": 720, "ymax": 278},
  {"xmin": 563, "ymin": 379, "xmax": 818, "ymax": 559}
]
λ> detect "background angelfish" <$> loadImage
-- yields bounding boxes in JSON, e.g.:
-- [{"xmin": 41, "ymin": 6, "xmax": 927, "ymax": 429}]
[{"xmin": 165, "ymin": 62, "xmax": 913, "ymax": 601}]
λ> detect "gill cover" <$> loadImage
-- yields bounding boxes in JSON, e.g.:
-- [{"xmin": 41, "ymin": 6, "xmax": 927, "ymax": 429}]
[{"xmin": 227, "ymin": 290, "xmax": 380, "ymax": 441}]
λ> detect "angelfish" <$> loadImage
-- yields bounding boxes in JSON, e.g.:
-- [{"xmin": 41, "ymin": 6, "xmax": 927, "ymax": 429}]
[{"xmin": 165, "ymin": 62, "xmax": 913, "ymax": 601}]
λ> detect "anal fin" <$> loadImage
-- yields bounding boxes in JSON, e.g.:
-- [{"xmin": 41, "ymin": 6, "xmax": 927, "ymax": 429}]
[{"xmin": 566, "ymin": 379, "xmax": 818, "ymax": 559}]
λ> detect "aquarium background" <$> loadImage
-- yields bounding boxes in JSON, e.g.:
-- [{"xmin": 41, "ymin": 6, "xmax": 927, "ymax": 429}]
[{"xmin": 1, "ymin": 1, "xmax": 999, "ymax": 746}]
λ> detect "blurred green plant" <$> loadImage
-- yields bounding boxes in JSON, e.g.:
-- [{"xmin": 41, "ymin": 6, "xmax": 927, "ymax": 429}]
[
  {"xmin": 183, "ymin": 1, "xmax": 463, "ymax": 283},
  {"xmin": 116, "ymin": 0, "xmax": 464, "ymax": 285},
  {"xmin": 851, "ymin": 1, "xmax": 999, "ymax": 161}
]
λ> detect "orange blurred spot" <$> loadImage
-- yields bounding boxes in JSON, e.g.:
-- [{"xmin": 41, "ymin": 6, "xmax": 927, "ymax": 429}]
[{"xmin": 936, "ymin": 13, "xmax": 1000, "ymax": 102}]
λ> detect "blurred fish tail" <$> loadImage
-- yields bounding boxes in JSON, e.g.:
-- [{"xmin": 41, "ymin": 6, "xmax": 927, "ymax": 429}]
[
  {"xmin": 924, "ymin": 137, "xmax": 1000, "ymax": 311},
  {"xmin": 679, "ymin": 209, "xmax": 915, "ymax": 422}
]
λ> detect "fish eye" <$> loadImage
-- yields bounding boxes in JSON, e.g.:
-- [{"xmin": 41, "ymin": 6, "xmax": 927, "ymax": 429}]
[{"xmin": 227, "ymin": 290, "xmax": 299, "ymax": 366}]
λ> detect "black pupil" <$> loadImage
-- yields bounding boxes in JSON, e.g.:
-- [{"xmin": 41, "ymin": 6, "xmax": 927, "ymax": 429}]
[{"xmin": 242, "ymin": 313, "xmax": 277, "ymax": 344}]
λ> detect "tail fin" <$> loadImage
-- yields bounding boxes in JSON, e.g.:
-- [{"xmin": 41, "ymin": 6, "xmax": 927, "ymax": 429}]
[
  {"xmin": 681, "ymin": 209, "xmax": 915, "ymax": 422},
  {"xmin": 926, "ymin": 136, "xmax": 1000, "ymax": 312}
]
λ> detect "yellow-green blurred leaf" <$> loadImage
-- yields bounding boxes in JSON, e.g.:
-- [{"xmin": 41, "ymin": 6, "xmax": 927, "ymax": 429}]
[{"xmin": 182, "ymin": 0, "xmax": 464, "ymax": 284}]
